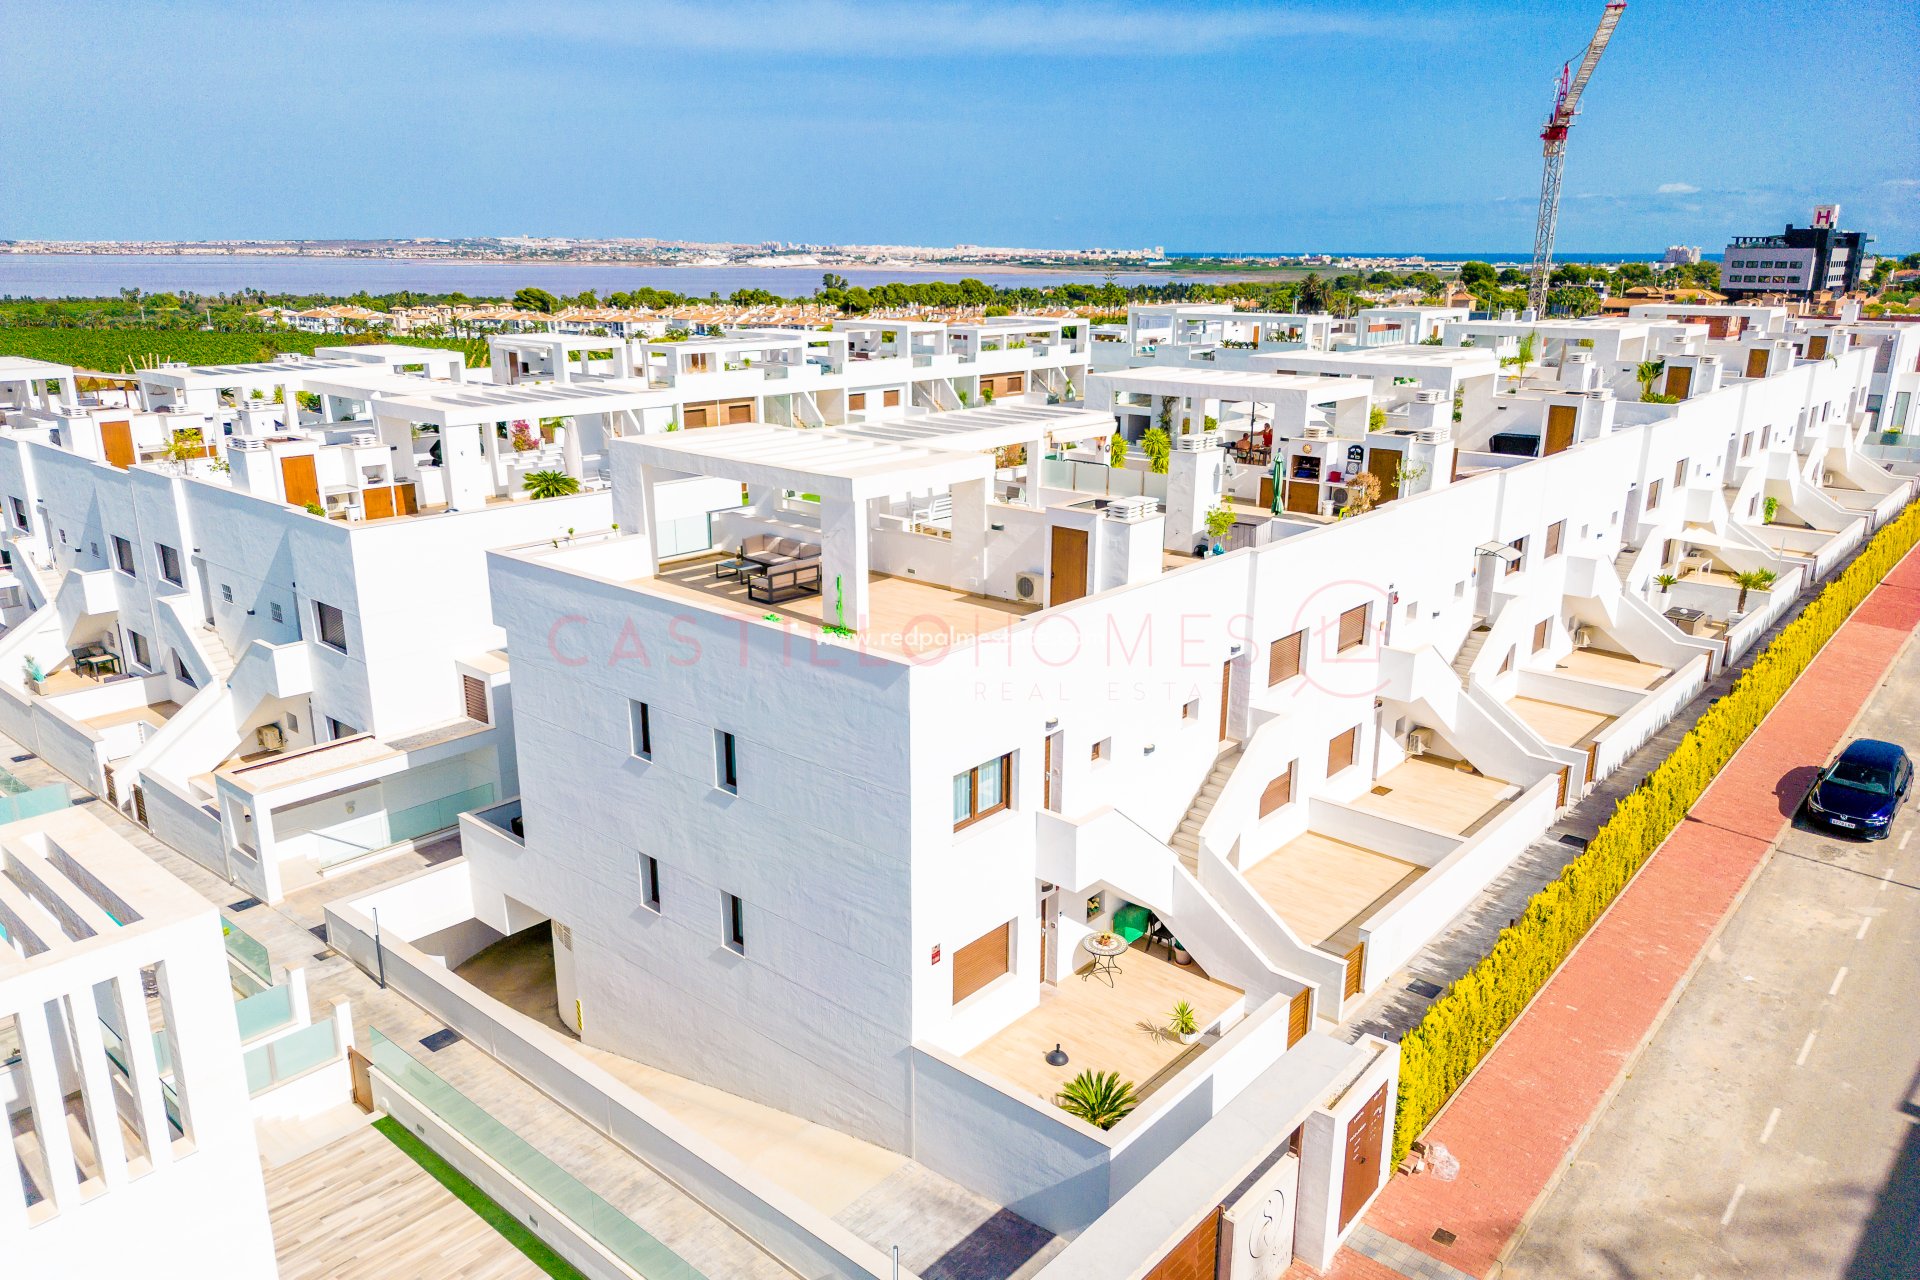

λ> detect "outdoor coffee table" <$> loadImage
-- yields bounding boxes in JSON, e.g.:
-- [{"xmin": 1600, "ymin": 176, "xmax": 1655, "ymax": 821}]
[
  {"xmin": 713, "ymin": 557, "xmax": 756, "ymax": 582},
  {"xmin": 1082, "ymin": 933, "xmax": 1128, "ymax": 986}
]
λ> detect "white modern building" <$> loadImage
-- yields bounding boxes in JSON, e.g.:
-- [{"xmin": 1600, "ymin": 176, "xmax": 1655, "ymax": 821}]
[{"xmin": 1, "ymin": 306, "xmax": 1908, "ymax": 1276}]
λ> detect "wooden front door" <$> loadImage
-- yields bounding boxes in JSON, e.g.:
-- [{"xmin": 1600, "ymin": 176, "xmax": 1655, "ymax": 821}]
[
  {"xmin": 1365, "ymin": 447, "xmax": 1402, "ymax": 501},
  {"xmin": 349, "ymin": 1046, "xmax": 374, "ymax": 1112},
  {"xmin": 1665, "ymin": 365, "xmax": 1692, "ymax": 400},
  {"xmin": 1043, "ymin": 730, "xmax": 1063, "ymax": 812},
  {"xmin": 1218, "ymin": 661, "xmax": 1232, "ymax": 741},
  {"xmin": 280, "ymin": 454, "xmax": 320, "ymax": 509},
  {"xmin": 1745, "ymin": 348, "xmax": 1770, "ymax": 378},
  {"xmin": 1049, "ymin": 525, "xmax": 1088, "ymax": 606},
  {"xmin": 100, "ymin": 420, "xmax": 135, "ymax": 469},
  {"xmin": 1339, "ymin": 1084, "xmax": 1389, "ymax": 1231},
  {"xmin": 1258, "ymin": 475, "xmax": 1275, "ymax": 510},
  {"xmin": 1544, "ymin": 404, "xmax": 1577, "ymax": 455},
  {"xmin": 1285, "ymin": 480, "xmax": 1319, "ymax": 515},
  {"xmin": 1038, "ymin": 888, "xmax": 1059, "ymax": 985},
  {"xmin": 362, "ymin": 485, "xmax": 396, "ymax": 520}
]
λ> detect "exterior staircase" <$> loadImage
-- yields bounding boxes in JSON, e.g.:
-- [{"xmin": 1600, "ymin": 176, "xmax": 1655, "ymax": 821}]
[
  {"xmin": 197, "ymin": 624, "xmax": 238, "ymax": 685},
  {"xmin": 1169, "ymin": 743, "xmax": 1241, "ymax": 871},
  {"xmin": 1614, "ymin": 546, "xmax": 1636, "ymax": 584},
  {"xmin": 1451, "ymin": 624, "xmax": 1492, "ymax": 686}
]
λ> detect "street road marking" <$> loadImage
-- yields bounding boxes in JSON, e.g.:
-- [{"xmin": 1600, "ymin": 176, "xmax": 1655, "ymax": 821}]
[
  {"xmin": 1858, "ymin": 916, "xmax": 1873, "ymax": 939},
  {"xmin": 1760, "ymin": 1107, "xmax": 1781, "ymax": 1145},
  {"xmin": 1901, "ymin": 831, "xmax": 1912, "ymax": 850},
  {"xmin": 1830, "ymin": 967, "xmax": 1848, "ymax": 996},
  {"xmin": 1883, "ymin": 870, "xmax": 1895, "ymax": 893},
  {"xmin": 1721, "ymin": 1183, "xmax": 1746, "ymax": 1226},
  {"xmin": 1796, "ymin": 1030, "xmax": 1819, "ymax": 1067}
]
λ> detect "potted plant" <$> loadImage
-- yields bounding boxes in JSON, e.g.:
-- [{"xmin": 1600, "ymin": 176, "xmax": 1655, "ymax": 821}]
[
  {"xmin": 1204, "ymin": 506, "xmax": 1236, "ymax": 555},
  {"xmin": 1762, "ymin": 495, "xmax": 1779, "ymax": 525},
  {"xmin": 1654, "ymin": 572, "xmax": 1679, "ymax": 607},
  {"xmin": 1169, "ymin": 1001, "xmax": 1199, "ymax": 1045},
  {"xmin": 1055, "ymin": 1070, "xmax": 1138, "ymax": 1130},
  {"xmin": 22, "ymin": 657, "xmax": 43, "ymax": 694},
  {"xmin": 1171, "ymin": 937, "xmax": 1192, "ymax": 966}
]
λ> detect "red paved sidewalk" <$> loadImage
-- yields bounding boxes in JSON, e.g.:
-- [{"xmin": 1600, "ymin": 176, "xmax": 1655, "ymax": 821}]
[{"xmin": 1301, "ymin": 546, "xmax": 1920, "ymax": 1279}]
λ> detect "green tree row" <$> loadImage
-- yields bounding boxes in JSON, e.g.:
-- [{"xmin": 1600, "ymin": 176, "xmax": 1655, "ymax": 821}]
[{"xmin": 1392, "ymin": 499, "xmax": 1920, "ymax": 1167}]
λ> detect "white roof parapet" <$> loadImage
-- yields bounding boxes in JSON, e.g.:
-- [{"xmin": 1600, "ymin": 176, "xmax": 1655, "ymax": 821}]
[
  {"xmin": 1093, "ymin": 367, "xmax": 1374, "ymax": 403},
  {"xmin": 372, "ymin": 380, "xmax": 652, "ymax": 427},
  {"xmin": 832, "ymin": 404, "xmax": 1113, "ymax": 452},
  {"xmin": 620, "ymin": 423, "xmax": 993, "ymax": 501}
]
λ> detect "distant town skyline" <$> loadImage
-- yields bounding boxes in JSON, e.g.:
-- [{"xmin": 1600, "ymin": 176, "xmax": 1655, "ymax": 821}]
[{"xmin": 2, "ymin": 0, "xmax": 1915, "ymax": 251}]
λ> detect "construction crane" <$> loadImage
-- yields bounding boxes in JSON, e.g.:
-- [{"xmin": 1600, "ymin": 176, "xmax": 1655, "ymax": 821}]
[{"xmin": 1527, "ymin": 1, "xmax": 1627, "ymax": 317}]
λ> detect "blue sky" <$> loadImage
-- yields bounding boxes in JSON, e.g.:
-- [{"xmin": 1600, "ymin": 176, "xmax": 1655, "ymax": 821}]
[{"xmin": 2, "ymin": 0, "xmax": 1914, "ymax": 252}]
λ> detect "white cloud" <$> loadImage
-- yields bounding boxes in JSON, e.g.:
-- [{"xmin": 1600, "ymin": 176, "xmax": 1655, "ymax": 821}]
[{"xmin": 1656, "ymin": 182, "xmax": 1700, "ymax": 195}]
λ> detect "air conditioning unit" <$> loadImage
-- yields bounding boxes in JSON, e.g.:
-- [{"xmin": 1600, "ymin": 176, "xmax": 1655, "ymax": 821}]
[
  {"xmin": 1406, "ymin": 727, "xmax": 1433, "ymax": 756},
  {"xmin": 1014, "ymin": 571, "xmax": 1043, "ymax": 602},
  {"xmin": 255, "ymin": 723, "xmax": 286, "ymax": 752},
  {"xmin": 1572, "ymin": 626, "xmax": 1595, "ymax": 649}
]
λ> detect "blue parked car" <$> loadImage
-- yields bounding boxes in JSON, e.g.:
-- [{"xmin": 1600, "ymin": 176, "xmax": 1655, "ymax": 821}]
[{"xmin": 1806, "ymin": 738, "xmax": 1912, "ymax": 838}]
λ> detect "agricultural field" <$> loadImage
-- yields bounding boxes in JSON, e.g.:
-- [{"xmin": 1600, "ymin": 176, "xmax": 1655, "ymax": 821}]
[{"xmin": 0, "ymin": 327, "xmax": 488, "ymax": 371}]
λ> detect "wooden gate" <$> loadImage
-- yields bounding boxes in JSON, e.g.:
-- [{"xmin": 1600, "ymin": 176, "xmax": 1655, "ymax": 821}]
[
  {"xmin": 280, "ymin": 454, "xmax": 320, "ymax": 509},
  {"xmin": 1365, "ymin": 446, "xmax": 1402, "ymax": 501},
  {"xmin": 1665, "ymin": 365, "xmax": 1693, "ymax": 400},
  {"xmin": 1745, "ymin": 348, "xmax": 1770, "ymax": 378},
  {"xmin": 1339, "ymin": 1084, "xmax": 1389, "ymax": 1231},
  {"xmin": 1142, "ymin": 1207, "xmax": 1220, "ymax": 1280}
]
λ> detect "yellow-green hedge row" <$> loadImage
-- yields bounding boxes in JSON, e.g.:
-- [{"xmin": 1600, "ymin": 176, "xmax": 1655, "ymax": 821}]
[{"xmin": 1392, "ymin": 500, "xmax": 1920, "ymax": 1166}]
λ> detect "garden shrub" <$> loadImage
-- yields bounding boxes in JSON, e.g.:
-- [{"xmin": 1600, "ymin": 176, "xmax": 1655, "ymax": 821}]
[{"xmin": 1392, "ymin": 501, "xmax": 1920, "ymax": 1164}]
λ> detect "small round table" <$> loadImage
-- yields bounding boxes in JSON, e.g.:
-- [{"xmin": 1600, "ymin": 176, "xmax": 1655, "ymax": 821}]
[{"xmin": 1082, "ymin": 933, "xmax": 1129, "ymax": 986}]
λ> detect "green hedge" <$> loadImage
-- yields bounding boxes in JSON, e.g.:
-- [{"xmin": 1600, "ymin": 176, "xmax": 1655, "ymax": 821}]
[
  {"xmin": 0, "ymin": 327, "xmax": 489, "ymax": 371},
  {"xmin": 1393, "ymin": 499, "xmax": 1920, "ymax": 1165}
]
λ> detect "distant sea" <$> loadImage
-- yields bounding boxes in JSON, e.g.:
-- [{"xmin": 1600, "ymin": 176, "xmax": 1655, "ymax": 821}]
[
  {"xmin": 1171, "ymin": 251, "xmax": 1724, "ymax": 264},
  {"xmin": 0, "ymin": 255, "xmax": 1179, "ymax": 300},
  {"xmin": 0, "ymin": 249, "xmax": 1717, "ymax": 300}
]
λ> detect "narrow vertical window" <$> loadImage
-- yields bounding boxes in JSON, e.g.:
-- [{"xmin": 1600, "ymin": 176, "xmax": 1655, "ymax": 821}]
[
  {"xmin": 723, "ymin": 892, "xmax": 746, "ymax": 954},
  {"xmin": 630, "ymin": 701, "xmax": 652, "ymax": 759},
  {"xmin": 716, "ymin": 730, "xmax": 738, "ymax": 792},
  {"xmin": 640, "ymin": 855, "xmax": 661, "ymax": 912}
]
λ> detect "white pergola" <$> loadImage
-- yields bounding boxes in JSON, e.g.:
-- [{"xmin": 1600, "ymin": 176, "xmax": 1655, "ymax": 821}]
[
  {"xmin": 492, "ymin": 332, "xmax": 636, "ymax": 383},
  {"xmin": 372, "ymin": 382, "xmax": 654, "ymax": 509},
  {"xmin": 834, "ymin": 402, "xmax": 1113, "ymax": 506},
  {"xmin": 623, "ymin": 424, "xmax": 996, "ymax": 625},
  {"xmin": 1087, "ymin": 367, "xmax": 1374, "ymax": 438},
  {"xmin": 0, "ymin": 357, "xmax": 77, "ymax": 413}
]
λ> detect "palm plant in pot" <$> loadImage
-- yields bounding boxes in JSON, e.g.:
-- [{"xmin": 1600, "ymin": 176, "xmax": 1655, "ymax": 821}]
[
  {"xmin": 1169, "ymin": 1001, "xmax": 1200, "ymax": 1045},
  {"xmin": 1056, "ymin": 1070, "xmax": 1138, "ymax": 1130},
  {"xmin": 1654, "ymin": 572, "xmax": 1679, "ymax": 607}
]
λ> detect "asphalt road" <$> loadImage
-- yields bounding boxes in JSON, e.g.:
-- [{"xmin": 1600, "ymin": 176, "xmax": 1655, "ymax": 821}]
[{"xmin": 1503, "ymin": 637, "xmax": 1920, "ymax": 1280}]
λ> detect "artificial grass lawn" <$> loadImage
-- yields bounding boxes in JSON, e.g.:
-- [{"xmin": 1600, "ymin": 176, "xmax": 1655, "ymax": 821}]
[{"xmin": 373, "ymin": 1115, "xmax": 588, "ymax": 1280}]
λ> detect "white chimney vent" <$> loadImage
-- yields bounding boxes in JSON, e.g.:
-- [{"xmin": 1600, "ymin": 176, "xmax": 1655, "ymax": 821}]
[{"xmin": 1105, "ymin": 495, "xmax": 1159, "ymax": 523}]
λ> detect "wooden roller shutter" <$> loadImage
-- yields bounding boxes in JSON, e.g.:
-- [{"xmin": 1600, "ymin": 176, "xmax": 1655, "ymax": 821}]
[
  {"xmin": 1259, "ymin": 762, "xmax": 1295, "ymax": 817},
  {"xmin": 1268, "ymin": 630, "xmax": 1303, "ymax": 685},
  {"xmin": 1327, "ymin": 726, "xmax": 1357, "ymax": 776},
  {"xmin": 1337, "ymin": 604, "xmax": 1368, "ymax": 652},
  {"xmin": 952, "ymin": 921, "xmax": 1011, "ymax": 1004},
  {"xmin": 462, "ymin": 675, "xmax": 489, "ymax": 724}
]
